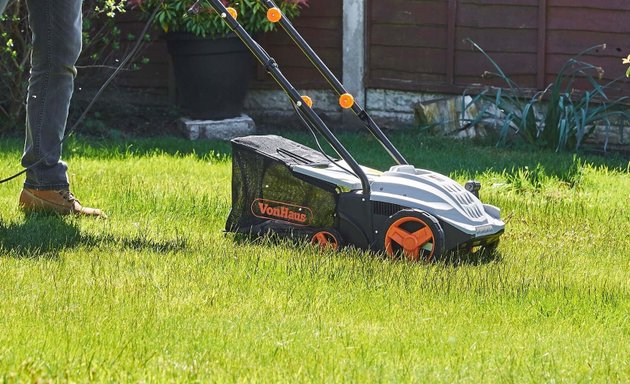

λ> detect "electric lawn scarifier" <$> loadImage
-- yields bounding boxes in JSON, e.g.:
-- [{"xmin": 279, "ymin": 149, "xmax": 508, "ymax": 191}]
[{"xmin": 207, "ymin": 0, "xmax": 505, "ymax": 261}]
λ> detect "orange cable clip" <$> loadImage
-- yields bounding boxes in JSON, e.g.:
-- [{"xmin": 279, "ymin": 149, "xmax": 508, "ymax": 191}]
[
  {"xmin": 339, "ymin": 93, "xmax": 355, "ymax": 109},
  {"xmin": 267, "ymin": 7, "xmax": 282, "ymax": 23},
  {"xmin": 301, "ymin": 95, "xmax": 313, "ymax": 108},
  {"xmin": 226, "ymin": 7, "xmax": 238, "ymax": 20}
]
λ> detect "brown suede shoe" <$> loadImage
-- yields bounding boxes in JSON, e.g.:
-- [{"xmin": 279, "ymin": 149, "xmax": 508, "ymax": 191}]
[{"xmin": 19, "ymin": 188, "xmax": 108, "ymax": 218}]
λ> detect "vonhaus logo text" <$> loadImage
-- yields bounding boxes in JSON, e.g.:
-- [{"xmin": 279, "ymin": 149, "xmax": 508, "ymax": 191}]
[{"xmin": 251, "ymin": 198, "xmax": 312, "ymax": 225}]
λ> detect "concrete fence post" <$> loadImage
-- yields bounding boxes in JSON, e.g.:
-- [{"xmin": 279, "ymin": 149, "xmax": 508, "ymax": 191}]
[{"xmin": 342, "ymin": 0, "xmax": 366, "ymax": 109}]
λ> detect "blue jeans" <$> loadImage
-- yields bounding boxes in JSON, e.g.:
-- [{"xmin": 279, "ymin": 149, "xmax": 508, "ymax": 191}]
[{"xmin": 1, "ymin": 0, "xmax": 82, "ymax": 190}]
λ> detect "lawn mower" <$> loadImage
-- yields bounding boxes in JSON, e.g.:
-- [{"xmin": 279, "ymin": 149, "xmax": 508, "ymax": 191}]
[{"xmin": 206, "ymin": 0, "xmax": 505, "ymax": 261}]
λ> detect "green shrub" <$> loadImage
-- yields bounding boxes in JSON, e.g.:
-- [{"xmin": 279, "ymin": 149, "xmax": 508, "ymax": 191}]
[{"xmin": 132, "ymin": 0, "xmax": 309, "ymax": 37}]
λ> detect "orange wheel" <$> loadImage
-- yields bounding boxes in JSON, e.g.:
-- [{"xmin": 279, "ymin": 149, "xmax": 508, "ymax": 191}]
[
  {"xmin": 310, "ymin": 230, "xmax": 341, "ymax": 250},
  {"xmin": 267, "ymin": 7, "xmax": 282, "ymax": 23},
  {"xmin": 382, "ymin": 210, "xmax": 444, "ymax": 261}
]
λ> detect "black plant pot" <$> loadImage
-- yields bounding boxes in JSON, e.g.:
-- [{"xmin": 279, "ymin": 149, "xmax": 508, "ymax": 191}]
[{"xmin": 166, "ymin": 33, "xmax": 254, "ymax": 120}]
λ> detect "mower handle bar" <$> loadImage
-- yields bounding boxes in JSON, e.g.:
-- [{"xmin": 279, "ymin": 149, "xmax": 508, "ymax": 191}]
[
  {"xmin": 261, "ymin": 0, "xmax": 408, "ymax": 167},
  {"xmin": 206, "ymin": 0, "xmax": 376, "ymax": 196}
]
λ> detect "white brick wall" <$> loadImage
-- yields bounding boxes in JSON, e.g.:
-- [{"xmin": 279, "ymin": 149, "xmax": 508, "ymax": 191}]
[{"xmin": 244, "ymin": 88, "xmax": 450, "ymax": 130}]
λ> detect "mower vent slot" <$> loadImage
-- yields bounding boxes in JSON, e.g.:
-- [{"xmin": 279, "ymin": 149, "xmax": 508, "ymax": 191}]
[
  {"xmin": 373, "ymin": 202, "xmax": 403, "ymax": 217},
  {"xmin": 276, "ymin": 148, "xmax": 312, "ymax": 165}
]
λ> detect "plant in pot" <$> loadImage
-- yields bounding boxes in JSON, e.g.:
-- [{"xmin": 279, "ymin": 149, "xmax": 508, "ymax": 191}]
[{"xmin": 132, "ymin": 0, "xmax": 308, "ymax": 120}]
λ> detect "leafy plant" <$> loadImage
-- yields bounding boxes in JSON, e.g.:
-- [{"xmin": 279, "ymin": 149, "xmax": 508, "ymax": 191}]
[
  {"xmin": 463, "ymin": 40, "xmax": 630, "ymax": 152},
  {"xmin": 624, "ymin": 54, "xmax": 630, "ymax": 78},
  {"xmin": 132, "ymin": 0, "xmax": 309, "ymax": 38},
  {"xmin": 0, "ymin": 0, "xmax": 134, "ymax": 135}
]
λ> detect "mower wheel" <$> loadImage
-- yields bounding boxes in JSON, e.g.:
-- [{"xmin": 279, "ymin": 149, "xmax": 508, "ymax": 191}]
[
  {"xmin": 310, "ymin": 229, "xmax": 343, "ymax": 251},
  {"xmin": 381, "ymin": 209, "xmax": 445, "ymax": 261}
]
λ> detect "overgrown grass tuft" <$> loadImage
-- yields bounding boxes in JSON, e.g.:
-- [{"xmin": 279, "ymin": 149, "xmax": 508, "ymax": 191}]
[{"xmin": 0, "ymin": 133, "xmax": 628, "ymax": 382}]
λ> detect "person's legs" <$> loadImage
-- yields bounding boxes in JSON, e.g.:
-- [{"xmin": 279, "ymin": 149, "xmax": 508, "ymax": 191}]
[
  {"xmin": 22, "ymin": 0, "xmax": 82, "ymax": 190},
  {"xmin": 18, "ymin": 0, "xmax": 106, "ymax": 217}
]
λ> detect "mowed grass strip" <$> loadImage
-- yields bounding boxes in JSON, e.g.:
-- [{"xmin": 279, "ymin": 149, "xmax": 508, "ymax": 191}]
[{"xmin": 0, "ymin": 134, "xmax": 628, "ymax": 382}]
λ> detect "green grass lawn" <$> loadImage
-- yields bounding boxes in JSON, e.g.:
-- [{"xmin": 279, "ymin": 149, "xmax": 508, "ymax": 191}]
[{"xmin": 0, "ymin": 132, "xmax": 628, "ymax": 382}]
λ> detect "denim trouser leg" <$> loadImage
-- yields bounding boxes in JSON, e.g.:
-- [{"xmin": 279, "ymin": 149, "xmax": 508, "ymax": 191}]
[
  {"xmin": 0, "ymin": 0, "xmax": 8, "ymax": 15},
  {"xmin": 21, "ymin": 0, "xmax": 82, "ymax": 190}
]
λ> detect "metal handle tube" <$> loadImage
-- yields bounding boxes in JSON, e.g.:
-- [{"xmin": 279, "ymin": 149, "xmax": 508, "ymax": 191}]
[
  {"xmin": 206, "ymin": 0, "xmax": 371, "ymax": 197},
  {"xmin": 262, "ymin": 0, "xmax": 408, "ymax": 166}
]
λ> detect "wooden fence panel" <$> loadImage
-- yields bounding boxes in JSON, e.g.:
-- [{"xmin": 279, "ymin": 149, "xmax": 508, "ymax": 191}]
[
  {"xmin": 546, "ymin": 1, "xmax": 630, "ymax": 91},
  {"xmin": 247, "ymin": 0, "xmax": 343, "ymax": 89},
  {"xmin": 367, "ymin": 0, "xmax": 449, "ymax": 90},
  {"xmin": 367, "ymin": 0, "xmax": 630, "ymax": 94},
  {"xmin": 115, "ymin": 1, "xmax": 630, "ymax": 97},
  {"xmin": 454, "ymin": 0, "xmax": 539, "ymax": 88}
]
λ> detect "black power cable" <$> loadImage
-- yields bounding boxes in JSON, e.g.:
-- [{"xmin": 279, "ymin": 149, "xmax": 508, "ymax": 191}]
[
  {"xmin": 0, "ymin": 2, "xmax": 162, "ymax": 185},
  {"xmin": 291, "ymin": 101, "xmax": 354, "ymax": 176}
]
